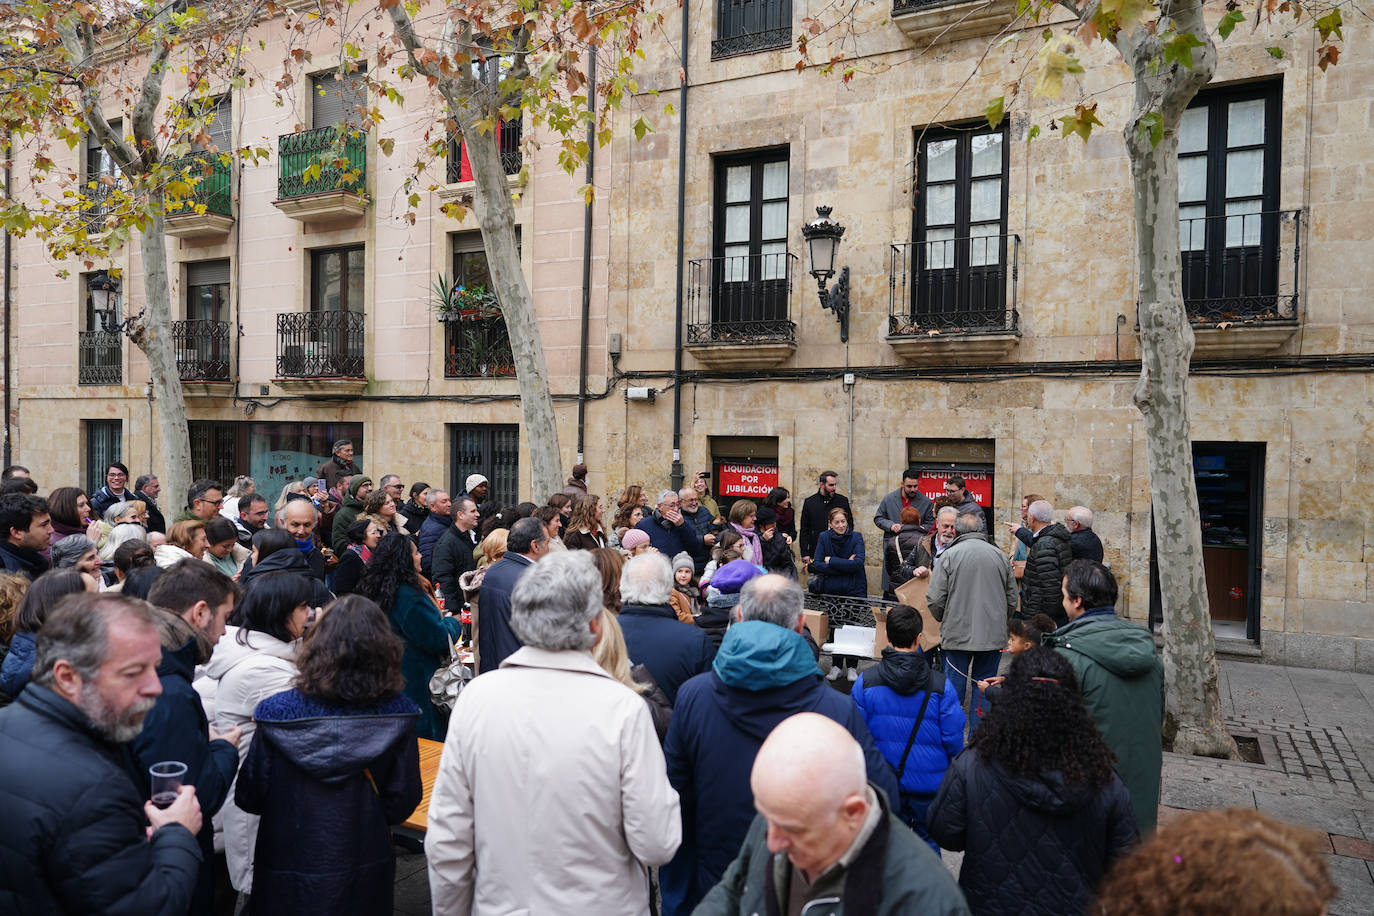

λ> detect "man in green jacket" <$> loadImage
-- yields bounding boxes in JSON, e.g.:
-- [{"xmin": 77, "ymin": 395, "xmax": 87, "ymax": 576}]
[
  {"xmin": 330, "ymin": 475, "xmax": 373, "ymax": 554},
  {"xmin": 694, "ymin": 712, "xmax": 969, "ymax": 916},
  {"xmin": 1047, "ymin": 559, "xmax": 1164, "ymax": 833}
]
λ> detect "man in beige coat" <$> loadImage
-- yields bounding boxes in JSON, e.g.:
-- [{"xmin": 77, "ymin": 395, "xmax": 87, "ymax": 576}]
[{"xmin": 426, "ymin": 550, "xmax": 682, "ymax": 915}]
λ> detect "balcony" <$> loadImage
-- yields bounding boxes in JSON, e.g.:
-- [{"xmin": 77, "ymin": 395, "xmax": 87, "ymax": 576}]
[
  {"xmin": 164, "ymin": 153, "xmax": 234, "ymax": 239},
  {"xmin": 444, "ymin": 312, "xmax": 516, "ymax": 378},
  {"xmin": 78, "ymin": 330, "xmax": 122, "ymax": 385},
  {"xmin": 272, "ymin": 126, "xmax": 367, "ymax": 223},
  {"xmin": 887, "ymin": 234, "xmax": 1021, "ymax": 362},
  {"xmin": 891, "ymin": 0, "xmax": 1017, "ymax": 44},
  {"xmin": 446, "ymin": 119, "xmax": 523, "ymax": 185},
  {"xmin": 173, "ymin": 319, "xmax": 233, "ymax": 394},
  {"xmin": 274, "ymin": 310, "xmax": 367, "ymax": 396},
  {"xmin": 686, "ymin": 252, "xmax": 797, "ymax": 369},
  {"xmin": 711, "ymin": 0, "xmax": 791, "ymax": 59},
  {"xmin": 1182, "ymin": 209, "xmax": 1301, "ymax": 359}
]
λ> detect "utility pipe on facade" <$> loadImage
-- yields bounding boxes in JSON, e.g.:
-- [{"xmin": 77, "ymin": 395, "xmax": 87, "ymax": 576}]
[
  {"xmin": 2, "ymin": 132, "xmax": 11, "ymax": 469},
  {"xmin": 669, "ymin": 0, "xmax": 690, "ymax": 491},
  {"xmin": 576, "ymin": 52, "xmax": 597, "ymax": 464}
]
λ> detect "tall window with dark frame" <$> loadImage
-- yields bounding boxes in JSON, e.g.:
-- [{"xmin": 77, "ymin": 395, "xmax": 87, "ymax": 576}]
[
  {"xmin": 178, "ymin": 260, "xmax": 232, "ymax": 381},
  {"xmin": 78, "ymin": 271, "xmax": 122, "ymax": 385},
  {"xmin": 713, "ymin": 0, "xmax": 791, "ymax": 59},
  {"xmin": 449, "ymin": 424, "xmax": 520, "ymax": 506},
  {"xmin": 695, "ymin": 149, "xmax": 794, "ymax": 341},
  {"xmin": 906, "ymin": 125, "xmax": 1010, "ymax": 330},
  {"xmin": 277, "ymin": 246, "xmax": 365, "ymax": 378},
  {"xmin": 84, "ymin": 420, "xmax": 122, "ymax": 496},
  {"xmin": 311, "ymin": 246, "xmax": 365, "ymax": 312},
  {"xmin": 445, "ymin": 52, "xmax": 522, "ymax": 183},
  {"xmin": 1178, "ymin": 83, "xmax": 1284, "ymax": 321},
  {"xmin": 84, "ymin": 120, "xmax": 122, "ymax": 229},
  {"xmin": 444, "ymin": 232, "xmax": 517, "ymax": 378}
]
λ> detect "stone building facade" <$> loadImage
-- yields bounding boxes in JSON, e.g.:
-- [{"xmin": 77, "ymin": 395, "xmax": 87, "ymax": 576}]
[{"xmin": 4, "ymin": 3, "xmax": 1372, "ymax": 669}]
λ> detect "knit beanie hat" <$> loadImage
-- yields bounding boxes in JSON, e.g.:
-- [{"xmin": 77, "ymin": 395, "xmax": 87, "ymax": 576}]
[
  {"xmin": 712, "ymin": 558, "xmax": 763, "ymax": 594},
  {"xmin": 755, "ymin": 506, "xmax": 778, "ymax": 528},
  {"xmin": 672, "ymin": 551, "xmax": 695, "ymax": 573},
  {"xmin": 621, "ymin": 528, "xmax": 650, "ymax": 551},
  {"xmin": 465, "ymin": 474, "xmax": 489, "ymax": 494},
  {"xmin": 347, "ymin": 476, "xmax": 373, "ymax": 498}
]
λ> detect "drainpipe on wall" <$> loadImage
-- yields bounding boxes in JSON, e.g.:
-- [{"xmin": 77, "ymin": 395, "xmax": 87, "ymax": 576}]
[
  {"xmin": 3, "ymin": 132, "xmax": 11, "ymax": 469},
  {"xmin": 576, "ymin": 53, "xmax": 597, "ymax": 465},
  {"xmin": 669, "ymin": 1, "xmax": 690, "ymax": 492}
]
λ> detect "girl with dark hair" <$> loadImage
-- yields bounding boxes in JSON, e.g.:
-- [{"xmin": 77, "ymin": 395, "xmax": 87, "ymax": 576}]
[
  {"xmin": 203, "ymin": 516, "xmax": 249, "ymax": 577},
  {"xmin": 927, "ymin": 648, "xmax": 1137, "ymax": 916},
  {"xmin": 333, "ymin": 518, "xmax": 382, "ymax": 596},
  {"xmin": 356, "ymin": 532, "xmax": 462, "ymax": 740},
  {"xmin": 760, "ymin": 486, "xmax": 796, "ymax": 542},
  {"xmin": 0, "ymin": 569, "xmax": 90, "ymax": 699},
  {"xmin": 205, "ymin": 570, "xmax": 318, "ymax": 898},
  {"xmin": 46, "ymin": 486, "xmax": 101, "ymax": 546},
  {"xmin": 239, "ymin": 527, "xmax": 332, "ymax": 609},
  {"xmin": 120, "ymin": 564, "xmax": 164, "ymax": 600},
  {"xmin": 236, "ymin": 595, "xmax": 422, "ymax": 915}
]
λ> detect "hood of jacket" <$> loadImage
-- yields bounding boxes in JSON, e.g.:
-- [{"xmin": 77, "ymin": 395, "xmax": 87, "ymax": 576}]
[
  {"xmin": 863, "ymin": 647, "xmax": 935, "ymax": 696},
  {"xmin": 253, "ymin": 690, "xmax": 419, "ymax": 784},
  {"xmin": 240, "ymin": 545, "xmax": 316, "ymax": 584},
  {"xmin": 712, "ymin": 620, "xmax": 818, "ymax": 691},
  {"xmin": 1035, "ymin": 522, "xmax": 1071, "ymax": 546},
  {"xmin": 203, "ymin": 624, "xmax": 298, "ymax": 682},
  {"xmin": 990, "ymin": 759, "xmax": 1098, "ymax": 814},
  {"xmin": 1052, "ymin": 611, "xmax": 1159, "ymax": 678}
]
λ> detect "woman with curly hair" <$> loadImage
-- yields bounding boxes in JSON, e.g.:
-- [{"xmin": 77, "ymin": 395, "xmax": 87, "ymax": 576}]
[
  {"xmin": 926, "ymin": 647, "xmax": 1137, "ymax": 916},
  {"xmin": 562, "ymin": 494, "xmax": 607, "ymax": 551},
  {"xmin": 1095, "ymin": 808, "xmax": 1335, "ymax": 916},
  {"xmin": 235, "ymin": 594, "xmax": 422, "ymax": 916},
  {"xmin": 355, "ymin": 531, "xmax": 462, "ymax": 740},
  {"xmin": 361, "ymin": 489, "xmax": 405, "ymax": 537}
]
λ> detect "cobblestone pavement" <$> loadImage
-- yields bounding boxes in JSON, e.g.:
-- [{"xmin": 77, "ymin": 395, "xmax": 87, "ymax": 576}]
[{"xmin": 392, "ymin": 658, "xmax": 1374, "ymax": 915}]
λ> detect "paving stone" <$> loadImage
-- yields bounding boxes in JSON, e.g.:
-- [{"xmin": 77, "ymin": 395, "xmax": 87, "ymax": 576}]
[
  {"xmin": 1331, "ymin": 835, "xmax": 1374, "ymax": 862},
  {"xmin": 1323, "ymin": 855, "xmax": 1374, "ymax": 916},
  {"xmin": 1253, "ymin": 791, "xmax": 1366, "ymax": 837}
]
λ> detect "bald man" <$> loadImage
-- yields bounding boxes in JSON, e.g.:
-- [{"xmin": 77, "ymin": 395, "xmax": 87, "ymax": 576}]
[{"xmin": 695, "ymin": 713, "xmax": 969, "ymax": 915}]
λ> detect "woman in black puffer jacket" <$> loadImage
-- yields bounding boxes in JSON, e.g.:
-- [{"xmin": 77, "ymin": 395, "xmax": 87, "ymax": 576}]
[{"xmin": 927, "ymin": 648, "xmax": 1138, "ymax": 916}]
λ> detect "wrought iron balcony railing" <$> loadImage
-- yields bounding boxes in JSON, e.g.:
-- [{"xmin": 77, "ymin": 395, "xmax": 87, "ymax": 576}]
[
  {"xmin": 687, "ymin": 252, "xmax": 797, "ymax": 344},
  {"xmin": 888, "ymin": 234, "xmax": 1020, "ymax": 335},
  {"xmin": 78, "ymin": 330, "xmax": 122, "ymax": 385},
  {"xmin": 173, "ymin": 319, "xmax": 232, "ymax": 382},
  {"xmin": 166, "ymin": 153, "xmax": 232, "ymax": 217},
  {"xmin": 443, "ymin": 312, "xmax": 516, "ymax": 378},
  {"xmin": 711, "ymin": 0, "xmax": 791, "ymax": 58},
  {"xmin": 446, "ymin": 119, "xmax": 523, "ymax": 184},
  {"xmin": 1179, "ymin": 209, "xmax": 1301, "ymax": 323},
  {"xmin": 277, "ymin": 126, "xmax": 366, "ymax": 200},
  {"xmin": 276, "ymin": 310, "xmax": 365, "ymax": 378}
]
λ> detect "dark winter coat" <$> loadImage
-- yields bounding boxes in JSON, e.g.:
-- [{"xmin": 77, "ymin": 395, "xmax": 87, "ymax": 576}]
[
  {"xmin": 330, "ymin": 493, "xmax": 368, "ymax": 555},
  {"xmin": 331, "ymin": 546, "xmax": 368, "ymax": 596},
  {"xmin": 238, "ymin": 546, "xmax": 335, "ymax": 609},
  {"xmin": 474, "ymin": 553, "xmax": 534, "ymax": 675},
  {"xmin": 927, "ymin": 750, "xmax": 1138, "ymax": 916},
  {"xmin": 417, "ymin": 513, "xmax": 452, "ymax": 580},
  {"xmin": 315, "ymin": 455, "xmax": 360, "ymax": 492},
  {"xmin": 852, "ymin": 649, "xmax": 964, "ymax": 849},
  {"xmin": 0, "ymin": 630, "xmax": 36, "ymax": 698},
  {"xmin": 90, "ymin": 485, "xmax": 133, "ymax": 518},
  {"xmin": 798, "ymin": 490, "xmax": 851, "ymax": 560},
  {"xmin": 758, "ymin": 531, "xmax": 796, "ymax": 578},
  {"xmin": 125, "ymin": 639, "xmax": 239, "ymax": 915},
  {"xmin": 618, "ymin": 601, "xmax": 715, "ymax": 705},
  {"xmin": 1020, "ymin": 523, "xmax": 1073, "ymax": 625},
  {"xmin": 134, "ymin": 490, "xmax": 167, "ymax": 534},
  {"xmin": 432, "ymin": 525, "xmax": 479, "ymax": 607},
  {"xmin": 0, "ymin": 541, "xmax": 49, "ymax": 580},
  {"xmin": 658, "ymin": 621, "xmax": 898, "ymax": 916},
  {"xmin": 1048, "ymin": 608, "xmax": 1165, "ymax": 833},
  {"xmin": 632, "ymin": 663, "xmax": 673, "ymax": 744},
  {"xmin": 385, "ymin": 583, "xmax": 463, "ymax": 741},
  {"xmin": 1070, "ymin": 527, "xmax": 1105, "ymax": 562},
  {"xmin": 694, "ymin": 789, "xmax": 970, "ymax": 916},
  {"xmin": 889, "ymin": 529, "xmax": 934, "ymax": 588},
  {"xmin": 236, "ymin": 689, "xmax": 422, "ymax": 916},
  {"xmin": 812, "ymin": 529, "xmax": 867, "ymax": 596},
  {"xmin": 401, "ymin": 501, "xmax": 430, "ymax": 538},
  {"xmin": 635, "ymin": 511, "xmax": 704, "ymax": 561},
  {"xmin": 0, "ymin": 685, "xmax": 202, "ymax": 915}
]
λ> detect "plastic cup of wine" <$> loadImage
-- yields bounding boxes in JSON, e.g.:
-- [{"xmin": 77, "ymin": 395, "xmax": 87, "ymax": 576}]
[{"xmin": 149, "ymin": 761, "xmax": 188, "ymax": 809}]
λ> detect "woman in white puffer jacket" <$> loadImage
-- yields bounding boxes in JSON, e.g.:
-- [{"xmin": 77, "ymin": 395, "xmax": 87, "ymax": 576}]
[{"xmin": 202, "ymin": 570, "xmax": 316, "ymax": 898}]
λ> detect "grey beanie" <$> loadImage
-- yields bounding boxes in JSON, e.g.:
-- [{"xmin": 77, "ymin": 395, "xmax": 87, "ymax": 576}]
[{"xmin": 672, "ymin": 551, "xmax": 695, "ymax": 574}]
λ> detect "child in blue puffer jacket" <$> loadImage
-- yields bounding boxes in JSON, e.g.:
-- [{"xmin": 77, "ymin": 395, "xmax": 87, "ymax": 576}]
[{"xmin": 851, "ymin": 604, "xmax": 965, "ymax": 852}]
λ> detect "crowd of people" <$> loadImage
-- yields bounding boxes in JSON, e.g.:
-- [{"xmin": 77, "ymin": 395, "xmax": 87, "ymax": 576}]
[{"xmin": 0, "ymin": 452, "xmax": 1340, "ymax": 914}]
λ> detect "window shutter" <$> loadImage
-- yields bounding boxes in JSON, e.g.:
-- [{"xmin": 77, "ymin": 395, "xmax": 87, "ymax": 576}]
[
  {"xmin": 187, "ymin": 259, "xmax": 231, "ymax": 287},
  {"xmin": 312, "ymin": 72, "xmax": 365, "ymax": 129},
  {"xmin": 207, "ymin": 96, "xmax": 232, "ymax": 151}
]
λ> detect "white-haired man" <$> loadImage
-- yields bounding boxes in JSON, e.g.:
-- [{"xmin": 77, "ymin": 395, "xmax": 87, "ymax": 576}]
[
  {"xmin": 1007, "ymin": 499, "xmax": 1073, "ymax": 626},
  {"xmin": 1066, "ymin": 505, "xmax": 1104, "ymax": 562},
  {"xmin": 635, "ymin": 488, "xmax": 705, "ymax": 558},
  {"xmin": 618, "ymin": 553, "xmax": 715, "ymax": 704},
  {"xmin": 426, "ymin": 551, "xmax": 681, "ymax": 915},
  {"xmin": 694, "ymin": 713, "xmax": 968, "ymax": 915}
]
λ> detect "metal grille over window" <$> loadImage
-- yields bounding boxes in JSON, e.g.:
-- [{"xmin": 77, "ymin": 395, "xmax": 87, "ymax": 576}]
[
  {"xmin": 712, "ymin": 0, "xmax": 791, "ymax": 58},
  {"xmin": 449, "ymin": 425, "xmax": 520, "ymax": 507},
  {"xmin": 84, "ymin": 421, "xmax": 122, "ymax": 495}
]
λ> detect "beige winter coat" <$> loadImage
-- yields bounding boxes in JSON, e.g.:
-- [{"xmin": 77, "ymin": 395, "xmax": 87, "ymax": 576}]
[{"xmin": 425, "ymin": 646, "xmax": 682, "ymax": 916}]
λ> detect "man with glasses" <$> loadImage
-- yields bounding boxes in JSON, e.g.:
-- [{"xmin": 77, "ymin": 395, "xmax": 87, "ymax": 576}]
[
  {"xmin": 874, "ymin": 469, "xmax": 935, "ymax": 596},
  {"xmin": 90, "ymin": 463, "xmax": 133, "ymax": 516},
  {"xmin": 175, "ymin": 479, "xmax": 225, "ymax": 524}
]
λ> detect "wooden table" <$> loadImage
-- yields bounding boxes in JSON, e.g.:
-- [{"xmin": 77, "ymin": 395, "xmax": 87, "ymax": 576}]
[{"xmin": 396, "ymin": 738, "xmax": 445, "ymax": 839}]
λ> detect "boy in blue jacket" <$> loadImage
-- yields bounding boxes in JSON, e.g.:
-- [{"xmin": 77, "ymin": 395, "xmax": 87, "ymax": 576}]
[{"xmin": 852, "ymin": 604, "xmax": 965, "ymax": 851}]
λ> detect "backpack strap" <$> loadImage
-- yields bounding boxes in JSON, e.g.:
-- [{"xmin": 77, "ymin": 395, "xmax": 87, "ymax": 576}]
[{"xmin": 894, "ymin": 689, "xmax": 935, "ymax": 781}]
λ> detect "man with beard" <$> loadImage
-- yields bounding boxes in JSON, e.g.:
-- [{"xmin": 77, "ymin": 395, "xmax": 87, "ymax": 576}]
[{"xmin": 0, "ymin": 593, "xmax": 204, "ymax": 913}]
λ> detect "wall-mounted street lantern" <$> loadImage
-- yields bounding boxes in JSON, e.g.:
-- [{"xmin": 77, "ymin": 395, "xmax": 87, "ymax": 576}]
[
  {"xmin": 87, "ymin": 271, "xmax": 121, "ymax": 331},
  {"xmin": 801, "ymin": 206, "xmax": 850, "ymax": 343}
]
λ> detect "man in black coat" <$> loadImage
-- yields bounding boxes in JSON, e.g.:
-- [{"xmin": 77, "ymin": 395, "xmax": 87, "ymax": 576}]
[
  {"xmin": 433, "ymin": 496, "xmax": 481, "ymax": 607},
  {"xmin": 137, "ymin": 562, "xmax": 243, "ymax": 915},
  {"xmin": 798, "ymin": 470, "xmax": 853, "ymax": 562},
  {"xmin": 1008, "ymin": 499, "xmax": 1074, "ymax": 625},
  {"xmin": 316, "ymin": 438, "xmax": 361, "ymax": 492},
  {"xmin": 133, "ymin": 474, "xmax": 168, "ymax": 535},
  {"xmin": 0, "ymin": 493, "xmax": 52, "ymax": 580},
  {"xmin": 417, "ymin": 489, "xmax": 454, "ymax": 580},
  {"xmin": 617, "ymin": 553, "xmax": 715, "ymax": 704},
  {"xmin": 234, "ymin": 493, "xmax": 269, "ymax": 550},
  {"xmin": 475, "ymin": 517, "xmax": 547, "ymax": 674},
  {"xmin": 1066, "ymin": 505, "xmax": 1105, "ymax": 562},
  {"xmin": 0, "ymin": 593, "xmax": 204, "ymax": 915}
]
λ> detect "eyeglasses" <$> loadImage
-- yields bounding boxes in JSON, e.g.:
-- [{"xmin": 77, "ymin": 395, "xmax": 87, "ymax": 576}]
[
  {"xmin": 199, "ymin": 497, "xmax": 224, "ymax": 506},
  {"xmin": 107, "ymin": 472, "xmax": 126, "ymax": 480}
]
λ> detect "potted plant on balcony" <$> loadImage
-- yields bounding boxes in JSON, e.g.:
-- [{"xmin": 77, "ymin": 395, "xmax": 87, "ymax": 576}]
[{"xmin": 432, "ymin": 273, "xmax": 499, "ymax": 321}]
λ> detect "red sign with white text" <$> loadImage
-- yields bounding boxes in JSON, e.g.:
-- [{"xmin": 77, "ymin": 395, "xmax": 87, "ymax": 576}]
[
  {"xmin": 716, "ymin": 462, "xmax": 780, "ymax": 499},
  {"xmin": 917, "ymin": 470, "xmax": 993, "ymax": 507}
]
